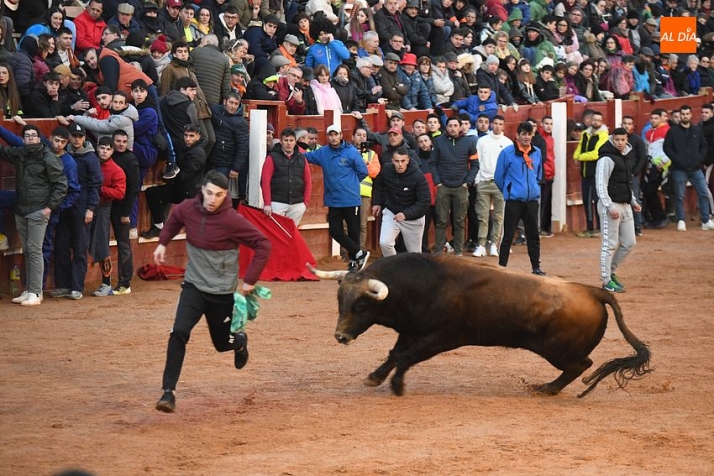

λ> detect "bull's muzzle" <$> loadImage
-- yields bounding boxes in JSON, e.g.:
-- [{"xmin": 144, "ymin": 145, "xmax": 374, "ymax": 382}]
[{"xmin": 335, "ymin": 332, "xmax": 353, "ymax": 345}]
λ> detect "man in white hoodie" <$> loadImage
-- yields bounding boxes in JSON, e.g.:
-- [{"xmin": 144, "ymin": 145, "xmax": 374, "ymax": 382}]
[{"xmin": 473, "ymin": 114, "xmax": 512, "ymax": 258}]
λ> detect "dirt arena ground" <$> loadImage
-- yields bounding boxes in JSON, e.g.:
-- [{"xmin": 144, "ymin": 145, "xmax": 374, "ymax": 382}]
[{"xmin": 1, "ymin": 224, "xmax": 713, "ymax": 476}]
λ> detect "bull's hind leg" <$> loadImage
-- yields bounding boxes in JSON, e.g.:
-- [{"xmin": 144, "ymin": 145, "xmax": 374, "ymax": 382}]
[
  {"xmin": 365, "ymin": 334, "xmax": 415, "ymax": 387},
  {"xmin": 531, "ymin": 357, "xmax": 593, "ymax": 395}
]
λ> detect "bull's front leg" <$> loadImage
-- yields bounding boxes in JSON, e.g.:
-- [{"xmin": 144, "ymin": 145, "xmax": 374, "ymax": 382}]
[
  {"xmin": 391, "ymin": 336, "xmax": 459, "ymax": 396},
  {"xmin": 365, "ymin": 334, "xmax": 415, "ymax": 387}
]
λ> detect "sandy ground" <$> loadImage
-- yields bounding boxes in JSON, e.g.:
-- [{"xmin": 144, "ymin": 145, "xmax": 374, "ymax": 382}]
[{"xmin": 1, "ymin": 224, "xmax": 713, "ymax": 476}]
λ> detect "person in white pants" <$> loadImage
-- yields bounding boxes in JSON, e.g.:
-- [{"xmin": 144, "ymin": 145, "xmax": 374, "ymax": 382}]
[
  {"xmin": 595, "ymin": 128, "xmax": 642, "ymax": 293},
  {"xmin": 372, "ymin": 147, "xmax": 431, "ymax": 256}
]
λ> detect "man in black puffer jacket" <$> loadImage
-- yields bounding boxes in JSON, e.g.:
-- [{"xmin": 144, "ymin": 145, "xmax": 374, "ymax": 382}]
[
  {"xmin": 206, "ymin": 92, "xmax": 249, "ymax": 198},
  {"xmin": 372, "ymin": 146, "xmax": 430, "ymax": 256}
]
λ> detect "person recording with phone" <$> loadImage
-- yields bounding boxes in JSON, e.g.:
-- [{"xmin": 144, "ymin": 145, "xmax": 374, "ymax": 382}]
[{"xmin": 353, "ymin": 127, "xmax": 381, "ymax": 249}]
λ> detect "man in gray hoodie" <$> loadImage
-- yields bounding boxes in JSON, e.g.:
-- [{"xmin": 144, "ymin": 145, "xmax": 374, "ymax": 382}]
[{"xmin": 63, "ymin": 91, "xmax": 139, "ymax": 149}]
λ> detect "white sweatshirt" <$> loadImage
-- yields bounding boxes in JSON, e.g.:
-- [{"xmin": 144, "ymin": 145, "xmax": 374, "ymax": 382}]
[{"xmin": 475, "ymin": 132, "xmax": 513, "ymax": 183}]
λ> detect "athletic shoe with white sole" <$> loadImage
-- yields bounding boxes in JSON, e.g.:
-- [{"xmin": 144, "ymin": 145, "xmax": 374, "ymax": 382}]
[
  {"xmin": 129, "ymin": 228, "xmax": 138, "ymax": 240},
  {"xmin": 93, "ymin": 284, "xmax": 114, "ymax": 296},
  {"xmin": 702, "ymin": 220, "xmax": 714, "ymax": 230},
  {"xmin": 472, "ymin": 245, "xmax": 487, "ymax": 257},
  {"xmin": 677, "ymin": 220, "xmax": 687, "ymax": 231},
  {"xmin": 67, "ymin": 291, "xmax": 83, "ymax": 300},
  {"xmin": 21, "ymin": 293, "xmax": 42, "ymax": 306},
  {"xmin": 114, "ymin": 286, "xmax": 132, "ymax": 295},
  {"xmin": 12, "ymin": 291, "xmax": 30, "ymax": 304},
  {"xmin": 50, "ymin": 288, "xmax": 71, "ymax": 298},
  {"xmin": 489, "ymin": 244, "xmax": 499, "ymax": 257}
]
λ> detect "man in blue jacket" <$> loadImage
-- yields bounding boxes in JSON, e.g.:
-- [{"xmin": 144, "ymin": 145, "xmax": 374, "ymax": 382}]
[
  {"xmin": 305, "ymin": 124, "xmax": 370, "ymax": 271},
  {"xmin": 495, "ymin": 121, "xmax": 546, "ymax": 275}
]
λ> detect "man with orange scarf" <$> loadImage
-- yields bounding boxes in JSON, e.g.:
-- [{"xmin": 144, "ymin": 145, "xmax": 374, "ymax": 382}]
[{"xmin": 494, "ymin": 121, "xmax": 546, "ymax": 276}]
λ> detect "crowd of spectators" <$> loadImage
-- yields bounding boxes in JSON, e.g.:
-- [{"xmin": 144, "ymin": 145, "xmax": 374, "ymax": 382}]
[{"xmin": 2, "ymin": 0, "xmax": 714, "ymax": 299}]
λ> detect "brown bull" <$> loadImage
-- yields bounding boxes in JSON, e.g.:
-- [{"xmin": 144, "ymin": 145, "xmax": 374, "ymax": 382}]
[{"xmin": 308, "ymin": 253, "xmax": 651, "ymax": 397}]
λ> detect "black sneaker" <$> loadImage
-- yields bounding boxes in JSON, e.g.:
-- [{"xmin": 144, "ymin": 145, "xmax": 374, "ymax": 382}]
[
  {"xmin": 234, "ymin": 332, "xmax": 249, "ymax": 369},
  {"xmin": 156, "ymin": 390, "xmax": 176, "ymax": 413},
  {"xmin": 162, "ymin": 162, "xmax": 180, "ymax": 180},
  {"xmin": 140, "ymin": 225, "xmax": 162, "ymax": 239},
  {"xmin": 354, "ymin": 250, "xmax": 370, "ymax": 271},
  {"xmin": 514, "ymin": 235, "xmax": 527, "ymax": 246},
  {"xmin": 532, "ymin": 268, "xmax": 546, "ymax": 276}
]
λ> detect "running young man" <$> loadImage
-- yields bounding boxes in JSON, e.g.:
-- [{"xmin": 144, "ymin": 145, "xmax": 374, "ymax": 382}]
[{"xmin": 153, "ymin": 171, "xmax": 271, "ymax": 413}]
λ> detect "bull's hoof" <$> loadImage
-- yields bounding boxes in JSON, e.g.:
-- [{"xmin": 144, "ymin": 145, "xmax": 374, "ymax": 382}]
[
  {"xmin": 530, "ymin": 383, "xmax": 561, "ymax": 395},
  {"xmin": 390, "ymin": 379, "xmax": 405, "ymax": 396},
  {"xmin": 364, "ymin": 374, "xmax": 384, "ymax": 387}
]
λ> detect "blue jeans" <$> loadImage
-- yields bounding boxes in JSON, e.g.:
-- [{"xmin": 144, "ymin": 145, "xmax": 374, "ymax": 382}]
[{"xmin": 671, "ymin": 169, "xmax": 711, "ymax": 223}]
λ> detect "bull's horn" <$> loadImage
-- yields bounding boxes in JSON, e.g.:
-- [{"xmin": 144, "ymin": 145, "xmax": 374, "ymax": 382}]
[
  {"xmin": 366, "ymin": 279, "xmax": 389, "ymax": 301},
  {"xmin": 306, "ymin": 263, "xmax": 348, "ymax": 281}
]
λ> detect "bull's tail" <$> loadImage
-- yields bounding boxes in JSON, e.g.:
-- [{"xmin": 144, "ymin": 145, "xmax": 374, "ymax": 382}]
[{"xmin": 578, "ymin": 292, "xmax": 652, "ymax": 398}]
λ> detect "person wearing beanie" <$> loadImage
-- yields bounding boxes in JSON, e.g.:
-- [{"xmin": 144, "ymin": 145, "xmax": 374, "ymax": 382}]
[
  {"xmin": 477, "ymin": 54, "xmax": 516, "ymax": 106},
  {"xmin": 150, "ymin": 35, "xmax": 171, "ymax": 77}
]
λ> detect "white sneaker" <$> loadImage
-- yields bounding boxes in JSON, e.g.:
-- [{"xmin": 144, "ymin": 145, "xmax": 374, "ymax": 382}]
[
  {"xmin": 472, "ymin": 245, "xmax": 487, "ymax": 257},
  {"xmin": 129, "ymin": 228, "xmax": 138, "ymax": 240},
  {"xmin": 93, "ymin": 284, "xmax": 114, "ymax": 296},
  {"xmin": 489, "ymin": 244, "xmax": 499, "ymax": 257},
  {"xmin": 702, "ymin": 220, "xmax": 714, "ymax": 230},
  {"xmin": 21, "ymin": 293, "xmax": 42, "ymax": 306},
  {"xmin": 12, "ymin": 291, "xmax": 29, "ymax": 304},
  {"xmin": 677, "ymin": 220, "xmax": 687, "ymax": 231}
]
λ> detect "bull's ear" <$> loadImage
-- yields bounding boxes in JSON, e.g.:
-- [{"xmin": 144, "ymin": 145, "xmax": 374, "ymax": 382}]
[{"xmin": 366, "ymin": 279, "xmax": 388, "ymax": 301}]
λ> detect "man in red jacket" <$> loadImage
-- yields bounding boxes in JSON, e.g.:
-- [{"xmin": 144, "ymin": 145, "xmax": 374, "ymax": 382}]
[
  {"xmin": 537, "ymin": 116, "xmax": 555, "ymax": 237},
  {"xmin": 154, "ymin": 170, "xmax": 271, "ymax": 413},
  {"xmin": 74, "ymin": 0, "xmax": 107, "ymax": 56}
]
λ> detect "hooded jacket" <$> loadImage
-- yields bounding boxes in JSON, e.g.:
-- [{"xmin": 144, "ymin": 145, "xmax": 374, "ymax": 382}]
[
  {"xmin": 574, "ymin": 123, "xmax": 609, "ymax": 178},
  {"xmin": 305, "ymin": 140, "xmax": 368, "ymax": 208},
  {"xmin": 8, "ymin": 38, "xmax": 37, "ymax": 97},
  {"xmin": 159, "ymin": 192, "xmax": 271, "ymax": 289},
  {"xmin": 451, "ymin": 90, "xmax": 499, "ymax": 123},
  {"xmin": 305, "ymin": 39, "xmax": 351, "ymax": 76},
  {"xmin": 208, "ymin": 103, "xmax": 249, "ymax": 172},
  {"xmin": 72, "ymin": 104, "xmax": 140, "ymax": 150},
  {"xmin": 68, "ymin": 140, "xmax": 103, "ymax": 213},
  {"xmin": 596, "ymin": 139, "xmax": 636, "ymax": 207},
  {"xmin": 132, "ymin": 102, "xmax": 159, "ymax": 170},
  {"xmin": 0, "ymin": 143, "xmax": 68, "ymax": 216},
  {"xmin": 160, "ymin": 90, "xmax": 198, "ymax": 154},
  {"xmin": 372, "ymin": 160, "xmax": 430, "ymax": 220},
  {"xmin": 494, "ymin": 142, "xmax": 542, "ymax": 202}
]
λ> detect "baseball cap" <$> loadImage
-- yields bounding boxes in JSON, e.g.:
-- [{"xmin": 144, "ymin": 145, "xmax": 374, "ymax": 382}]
[
  {"xmin": 574, "ymin": 122, "xmax": 585, "ymax": 130},
  {"xmin": 231, "ymin": 63, "xmax": 247, "ymax": 75},
  {"xmin": 390, "ymin": 111, "xmax": 404, "ymax": 120},
  {"xmin": 326, "ymin": 124, "xmax": 341, "ymax": 134},
  {"xmin": 166, "ymin": 0, "xmax": 182, "ymax": 7},
  {"xmin": 388, "ymin": 126, "xmax": 402, "ymax": 135},
  {"xmin": 54, "ymin": 64, "xmax": 78, "ymax": 79},
  {"xmin": 69, "ymin": 123, "xmax": 86, "ymax": 136}
]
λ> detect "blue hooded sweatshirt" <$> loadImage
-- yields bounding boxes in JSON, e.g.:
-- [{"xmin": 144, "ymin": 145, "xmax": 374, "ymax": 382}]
[{"xmin": 305, "ymin": 139, "xmax": 367, "ymax": 207}]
